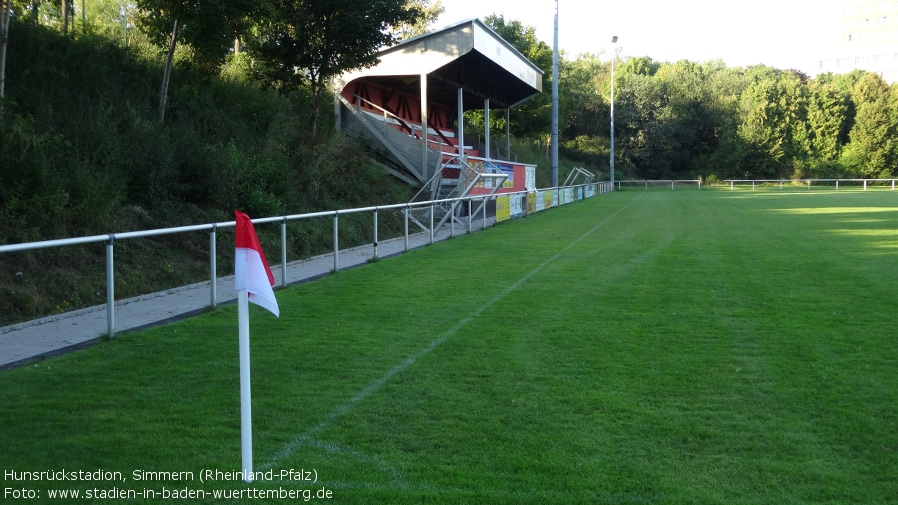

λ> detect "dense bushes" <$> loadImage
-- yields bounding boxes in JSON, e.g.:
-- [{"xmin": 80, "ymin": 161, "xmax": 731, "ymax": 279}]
[{"xmin": 0, "ymin": 20, "xmax": 411, "ymax": 324}]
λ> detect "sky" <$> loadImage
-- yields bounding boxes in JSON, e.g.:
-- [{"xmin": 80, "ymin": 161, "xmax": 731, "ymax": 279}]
[{"xmin": 437, "ymin": 0, "xmax": 845, "ymax": 74}]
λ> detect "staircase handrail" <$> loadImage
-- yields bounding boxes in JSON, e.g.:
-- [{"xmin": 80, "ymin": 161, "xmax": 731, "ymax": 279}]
[
  {"xmin": 406, "ymin": 155, "xmax": 506, "ymax": 233},
  {"xmin": 434, "ymin": 173, "xmax": 508, "ymax": 231},
  {"xmin": 350, "ymin": 94, "xmax": 416, "ymax": 137},
  {"xmin": 408, "ymin": 154, "xmax": 474, "ymax": 204},
  {"xmin": 352, "ymin": 94, "xmax": 457, "ymax": 151}
]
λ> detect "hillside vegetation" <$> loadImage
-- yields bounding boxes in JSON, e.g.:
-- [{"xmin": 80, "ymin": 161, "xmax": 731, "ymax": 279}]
[{"xmin": 0, "ymin": 22, "xmax": 421, "ymax": 325}]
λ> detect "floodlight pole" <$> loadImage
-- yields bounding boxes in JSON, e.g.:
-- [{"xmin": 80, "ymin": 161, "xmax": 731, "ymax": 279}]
[
  {"xmin": 610, "ymin": 35, "xmax": 618, "ymax": 187},
  {"xmin": 550, "ymin": 0, "xmax": 560, "ymax": 188}
]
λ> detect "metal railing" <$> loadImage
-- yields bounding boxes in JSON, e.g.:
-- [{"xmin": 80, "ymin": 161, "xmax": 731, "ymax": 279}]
[
  {"xmin": 350, "ymin": 94, "xmax": 456, "ymax": 152},
  {"xmin": 724, "ymin": 179, "xmax": 898, "ymax": 190},
  {"xmin": 615, "ymin": 179, "xmax": 703, "ymax": 190},
  {"xmin": 1, "ymin": 183, "xmax": 612, "ymax": 337}
]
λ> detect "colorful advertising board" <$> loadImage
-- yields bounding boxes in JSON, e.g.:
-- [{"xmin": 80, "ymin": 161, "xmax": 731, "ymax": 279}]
[
  {"xmin": 563, "ymin": 188, "xmax": 574, "ymax": 204},
  {"xmin": 468, "ymin": 158, "xmax": 538, "ymax": 196},
  {"xmin": 525, "ymin": 166, "xmax": 536, "ymax": 191},
  {"xmin": 510, "ymin": 194, "xmax": 523, "ymax": 218},
  {"xmin": 496, "ymin": 195, "xmax": 511, "ymax": 222}
]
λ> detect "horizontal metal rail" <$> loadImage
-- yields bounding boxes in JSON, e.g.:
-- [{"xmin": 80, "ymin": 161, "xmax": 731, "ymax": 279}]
[
  {"xmin": 615, "ymin": 179, "xmax": 703, "ymax": 190},
  {"xmin": 725, "ymin": 178, "xmax": 897, "ymax": 190}
]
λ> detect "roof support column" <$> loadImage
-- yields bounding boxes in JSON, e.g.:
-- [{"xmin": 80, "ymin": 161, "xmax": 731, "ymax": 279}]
[
  {"xmin": 484, "ymin": 98, "xmax": 490, "ymax": 160},
  {"xmin": 506, "ymin": 108, "xmax": 511, "ymax": 160},
  {"xmin": 420, "ymin": 73, "xmax": 428, "ymax": 180},
  {"xmin": 457, "ymin": 87, "xmax": 465, "ymax": 159}
]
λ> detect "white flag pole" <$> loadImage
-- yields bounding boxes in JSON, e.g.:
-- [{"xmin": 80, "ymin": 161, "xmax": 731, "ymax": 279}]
[{"xmin": 237, "ymin": 289, "xmax": 254, "ymax": 483}]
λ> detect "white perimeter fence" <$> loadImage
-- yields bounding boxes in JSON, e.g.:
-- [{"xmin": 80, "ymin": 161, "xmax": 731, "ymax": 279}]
[
  {"xmin": 0, "ymin": 183, "xmax": 612, "ymax": 336},
  {"xmin": 725, "ymin": 179, "xmax": 898, "ymax": 190},
  {"xmin": 615, "ymin": 180, "xmax": 702, "ymax": 190},
  {"xmin": 613, "ymin": 178, "xmax": 898, "ymax": 191}
]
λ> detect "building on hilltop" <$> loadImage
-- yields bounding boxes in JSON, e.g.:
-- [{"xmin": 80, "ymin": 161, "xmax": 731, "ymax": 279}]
[{"xmin": 817, "ymin": 0, "xmax": 898, "ymax": 82}]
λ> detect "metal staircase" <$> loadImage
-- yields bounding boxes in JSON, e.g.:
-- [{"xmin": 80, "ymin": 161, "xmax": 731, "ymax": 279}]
[
  {"xmin": 338, "ymin": 96, "xmax": 443, "ymax": 187},
  {"xmin": 338, "ymin": 94, "xmax": 508, "ymax": 233},
  {"xmin": 405, "ymin": 157, "xmax": 508, "ymax": 234}
]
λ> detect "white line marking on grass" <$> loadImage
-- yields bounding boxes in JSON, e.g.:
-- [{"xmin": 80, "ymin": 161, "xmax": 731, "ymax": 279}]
[{"xmin": 261, "ymin": 192, "xmax": 645, "ymax": 470}]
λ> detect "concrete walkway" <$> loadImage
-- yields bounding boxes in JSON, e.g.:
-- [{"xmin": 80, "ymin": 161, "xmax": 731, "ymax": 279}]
[{"xmin": 0, "ymin": 218, "xmax": 494, "ymax": 370}]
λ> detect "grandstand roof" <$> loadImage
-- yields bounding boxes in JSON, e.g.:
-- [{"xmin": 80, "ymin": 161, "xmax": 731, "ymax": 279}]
[{"xmin": 337, "ymin": 18, "xmax": 544, "ymax": 109}]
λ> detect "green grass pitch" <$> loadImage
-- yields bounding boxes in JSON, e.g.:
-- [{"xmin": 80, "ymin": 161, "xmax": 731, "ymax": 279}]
[{"xmin": 1, "ymin": 188, "xmax": 896, "ymax": 504}]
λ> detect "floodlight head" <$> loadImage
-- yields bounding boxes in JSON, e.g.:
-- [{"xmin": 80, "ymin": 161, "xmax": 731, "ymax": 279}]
[{"xmin": 612, "ymin": 35, "xmax": 618, "ymax": 43}]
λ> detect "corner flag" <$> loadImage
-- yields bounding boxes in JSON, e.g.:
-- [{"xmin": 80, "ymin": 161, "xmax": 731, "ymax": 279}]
[
  {"xmin": 234, "ymin": 210, "xmax": 280, "ymax": 483},
  {"xmin": 235, "ymin": 210, "xmax": 279, "ymax": 317}
]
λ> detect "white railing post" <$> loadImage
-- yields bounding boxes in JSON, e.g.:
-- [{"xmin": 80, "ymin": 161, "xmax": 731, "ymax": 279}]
[
  {"xmin": 373, "ymin": 207, "xmax": 379, "ymax": 260},
  {"xmin": 281, "ymin": 218, "xmax": 287, "ymax": 287},
  {"xmin": 430, "ymin": 202, "xmax": 435, "ymax": 244},
  {"xmin": 864, "ymin": 179, "xmax": 868, "ymax": 191},
  {"xmin": 404, "ymin": 205, "xmax": 409, "ymax": 251},
  {"xmin": 836, "ymin": 180, "xmax": 840, "ymax": 190},
  {"xmin": 468, "ymin": 198, "xmax": 473, "ymax": 233},
  {"xmin": 333, "ymin": 212, "xmax": 339, "ymax": 272},
  {"xmin": 482, "ymin": 196, "xmax": 488, "ymax": 229},
  {"xmin": 210, "ymin": 225, "xmax": 217, "ymax": 307},
  {"xmin": 106, "ymin": 236, "xmax": 115, "ymax": 337},
  {"xmin": 450, "ymin": 203, "xmax": 455, "ymax": 237}
]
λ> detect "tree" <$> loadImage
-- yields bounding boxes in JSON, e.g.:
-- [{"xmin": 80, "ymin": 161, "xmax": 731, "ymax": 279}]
[
  {"xmin": 391, "ymin": 0, "xmax": 443, "ymax": 40},
  {"xmin": 561, "ymin": 53, "xmax": 608, "ymax": 139},
  {"xmin": 60, "ymin": 0, "xmax": 67, "ymax": 33},
  {"xmin": 618, "ymin": 56, "xmax": 660, "ymax": 78},
  {"xmin": 805, "ymin": 80, "xmax": 849, "ymax": 162},
  {"xmin": 841, "ymin": 73, "xmax": 897, "ymax": 177},
  {"xmin": 731, "ymin": 69, "xmax": 810, "ymax": 178},
  {"xmin": 135, "ymin": 0, "xmax": 256, "ymax": 123},
  {"xmin": 481, "ymin": 14, "xmax": 553, "ymax": 138},
  {"xmin": 0, "ymin": 0, "xmax": 10, "ymax": 112},
  {"xmin": 616, "ymin": 74, "xmax": 680, "ymax": 178},
  {"xmin": 654, "ymin": 60, "xmax": 727, "ymax": 172},
  {"xmin": 250, "ymin": 0, "xmax": 422, "ymax": 139}
]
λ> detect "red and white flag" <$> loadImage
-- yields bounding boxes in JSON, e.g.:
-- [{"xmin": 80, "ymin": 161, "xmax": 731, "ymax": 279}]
[{"xmin": 235, "ymin": 210, "xmax": 279, "ymax": 317}]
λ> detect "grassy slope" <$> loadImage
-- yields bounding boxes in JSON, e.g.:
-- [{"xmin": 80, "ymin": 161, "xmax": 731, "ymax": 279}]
[
  {"xmin": 1, "ymin": 189, "xmax": 896, "ymax": 503},
  {"xmin": 0, "ymin": 21, "xmax": 417, "ymax": 325}
]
